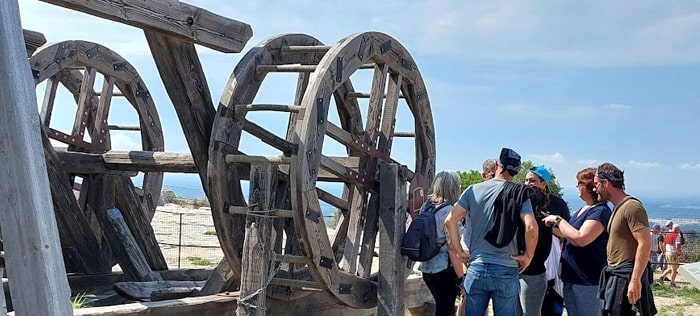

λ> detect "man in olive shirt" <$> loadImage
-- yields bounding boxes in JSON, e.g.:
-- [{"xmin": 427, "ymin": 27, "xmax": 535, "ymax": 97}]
[{"xmin": 595, "ymin": 163, "xmax": 655, "ymax": 316}]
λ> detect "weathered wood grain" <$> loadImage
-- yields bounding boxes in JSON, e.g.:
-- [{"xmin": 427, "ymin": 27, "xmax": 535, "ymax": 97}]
[
  {"xmin": 38, "ymin": 0, "xmax": 252, "ymax": 53},
  {"xmin": 42, "ymin": 128, "xmax": 112, "ymax": 274},
  {"xmin": 22, "ymin": 28, "xmax": 46, "ymax": 57},
  {"xmin": 103, "ymin": 207, "xmax": 163, "ymax": 282},
  {"xmin": 377, "ymin": 163, "xmax": 406, "ymax": 315},
  {"xmin": 113, "ymin": 280, "xmax": 205, "ymax": 301},
  {"xmin": 0, "ymin": 2, "xmax": 72, "ymax": 314}
]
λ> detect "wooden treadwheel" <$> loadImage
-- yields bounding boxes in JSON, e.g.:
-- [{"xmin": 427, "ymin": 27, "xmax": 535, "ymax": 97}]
[
  {"xmin": 30, "ymin": 40, "xmax": 165, "ymax": 216},
  {"xmin": 208, "ymin": 32, "xmax": 435, "ymax": 308}
]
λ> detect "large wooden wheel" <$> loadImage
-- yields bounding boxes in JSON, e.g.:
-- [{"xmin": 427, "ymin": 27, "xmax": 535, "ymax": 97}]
[
  {"xmin": 30, "ymin": 40, "xmax": 164, "ymax": 216},
  {"xmin": 209, "ymin": 32, "xmax": 435, "ymax": 308}
]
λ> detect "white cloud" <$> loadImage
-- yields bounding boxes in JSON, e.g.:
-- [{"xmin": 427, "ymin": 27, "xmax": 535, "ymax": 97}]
[
  {"xmin": 528, "ymin": 153, "xmax": 565, "ymax": 164},
  {"xmin": 578, "ymin": 159, "xmax": 599, "ymax": 166},
  {"xmin": 628, "ymin": 160, "xmax": 661, "ymax": 168},
  {"xmin": 605, "ymin": 103, "xmax": 632, "ymax": 110},
  {"xmin": 679, "ymin": 163, "xmax": 700, "ymax": 170}
]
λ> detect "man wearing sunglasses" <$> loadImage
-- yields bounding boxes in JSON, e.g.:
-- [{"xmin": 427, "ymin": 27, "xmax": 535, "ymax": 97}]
[{"xmin": 595, "ymin": 163, "xmax": 655, "ymax": 316}]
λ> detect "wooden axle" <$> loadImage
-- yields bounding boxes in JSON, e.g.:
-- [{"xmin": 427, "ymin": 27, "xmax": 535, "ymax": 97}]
[
  {"xmin": 281, "ymin": 45, "xmax": 331, "ymax": 54},
  {"xmin": 235, "ymin": 104, "xmax": 304, "ymax": 115},
  {"xmin": 346, "ymin": 92, "xmax": 405, "ymax": 99},
  {"xmin": 228, "ymin": 206, "xmax": 294, "ymax": 218},
  {"xmin": 108, "ymin": 125, "xmax": 141, "ymax": 131},
  {"xmin": 256, "ymin": 63, "xmax": 376, "ymax": 73},
  {"xmin": 225, "ymin": 154, "xmax": 291, "ymax": 165}
]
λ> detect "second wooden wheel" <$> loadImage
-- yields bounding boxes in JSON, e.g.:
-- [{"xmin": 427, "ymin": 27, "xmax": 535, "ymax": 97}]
[{"xmin": 209, "ymin": 32, "xmax": 435, "ymax": 308}]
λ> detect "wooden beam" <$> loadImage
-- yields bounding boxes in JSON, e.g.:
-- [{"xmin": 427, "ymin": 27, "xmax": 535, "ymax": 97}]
[
  {"xmin": 113, "ymin": 280, "xmax": 206, "ymax": 301},
  {"xmin": 57, "ymin": 150, "xmax": 198, "ymax": 173},
  {"xmin": 237, "ymin": 164, "xmax": 279, "ymax": 315},
  {"xmin": 0, "ymin": 1, "xmax": 72, "ymax": 315},
  {"xmin": 38, "ymin": 0, "xmax": 252, "ymax": 53},
  {"xmin": 378, "ymin": 163, "xmax": 407, "ymax": 315},
  {"xmin": 22, "ymin": 29, "xmax": 46, "ymax": 57},
  {"xmin": 102, "ymin": 207, "xmax": 163, "ymax": 282}
]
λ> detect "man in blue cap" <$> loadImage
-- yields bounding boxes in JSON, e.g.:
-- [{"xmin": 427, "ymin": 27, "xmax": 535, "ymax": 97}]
[
  {"xmin": 520, "ymin": 165, "xmax": 570, "ymax": 316},
  {"xmin": 446, "ymin": 148, "xmax": 539, "ymax": 316}
]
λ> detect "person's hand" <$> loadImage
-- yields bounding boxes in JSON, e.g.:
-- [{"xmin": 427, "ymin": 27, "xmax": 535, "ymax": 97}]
[
  {"xmin": 542, "ymin": 215, "xmax": 559, "ymax": 227},
  {"xmin": 627, "ymin": 278, "xmax": 642, "ymax": 305},
  {"xmin": 512, "ymin": 254, "xmax": 532, "ymax": 273},
  {"xmin": 448, "ymin": 244, "xmax": 471, "ymax": 263}
]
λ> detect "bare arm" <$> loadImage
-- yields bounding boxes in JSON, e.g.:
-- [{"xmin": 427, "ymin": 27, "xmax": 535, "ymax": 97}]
[
  {"xmin": 543, "ymin": 216, "xmax": 605, "ymax": 247},
  {"xmin": 445, "ymin": 203, "xmax": 468, "ymax": 259},
  {"xmin": 514, "ymin": 212, "xmax": 538, "ymax": 273},
  {"xmin": 627, "ymin": 227, "xmax": 651, "ymax": 304}
]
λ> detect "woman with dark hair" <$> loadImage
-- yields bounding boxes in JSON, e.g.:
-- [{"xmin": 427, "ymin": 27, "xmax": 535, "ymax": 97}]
[{"xmin": 542, "ymin": 168, "xmax": 612, "ymax": 316}]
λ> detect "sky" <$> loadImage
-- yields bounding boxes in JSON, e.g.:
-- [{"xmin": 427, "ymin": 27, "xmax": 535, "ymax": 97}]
[{"xmin": 15, "ymin": 0, "xmax": 700, "ymax": 198}]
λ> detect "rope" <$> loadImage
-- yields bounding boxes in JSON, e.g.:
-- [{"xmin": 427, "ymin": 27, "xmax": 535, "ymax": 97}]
[{"xmin": 236, "ymin": 253, "xmax": 283, "ymax": 312}]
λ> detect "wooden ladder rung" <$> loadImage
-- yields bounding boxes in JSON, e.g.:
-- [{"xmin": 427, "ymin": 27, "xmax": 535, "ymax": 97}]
[
  {"xmin": 269, "ymin": 278, "xmax": 322, "ymax": 290},
  {"xmin": 224, "ymin": 154, "xmax": 291, "ymax": 165},
  {"xmin": 95, "ymin": 92, "xmax": 125, "ymax": 97},
  {"xmin": 257, "ymin": 63, "xmax": 376, "ymax": 73},
  {"xmin": 392, "ymin": 131, "xmax": 415, "ymax": 137},
  {"xmin": 346, "ymin": 92, "xmax": 405, "ymax": 99},
  {"xmin": 228, "ymin": 206, "xmax": 294, "ymax": 218},
  {"xmin": 281, "ymin": 45, "xmax": 331, "ymax": 54},
  {"xmin": 235, "ymin": 104, "xmax": 304, "ymax": 115},
  {"xmin": 108, "ymin": 125, "xmax": 140, "ymax": 131},
  {"xmin": 273, "ymin": 254, "xmax": 307, "ymax": 264}
]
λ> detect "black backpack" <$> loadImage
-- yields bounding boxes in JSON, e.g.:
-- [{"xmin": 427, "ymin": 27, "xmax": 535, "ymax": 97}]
[{"xmin": 401, "ymin": 201, "xmax": 450, "ymax": 262}]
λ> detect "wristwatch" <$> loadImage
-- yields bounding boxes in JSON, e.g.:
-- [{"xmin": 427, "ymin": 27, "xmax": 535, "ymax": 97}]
[{"xmin": 553, "ymin": 215, "xmax": 562, "ymax": 228}]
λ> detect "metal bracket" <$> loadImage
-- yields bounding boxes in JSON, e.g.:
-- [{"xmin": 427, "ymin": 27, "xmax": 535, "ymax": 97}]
[
  {"xmin": 335, "ymin": 57, "xmax": 343, "ymax": 82},
  {"xmin": 31, "ymin": 69, "xmax": 39, "ymax": 80},
  {"xmin": 401, "ymin": 58, "xmax": 413, "ymax": 71},
  {"xmin": 113, "ymin": 62, "xmax": 128, "ymax": 72},
  {"xmin": 357, "ymin": 36, "xmax": 369, "ymax": 60},
  {"xmin": 136, "ymin": 88, "xmax": 150, "ymax": 98},
  {"xmin": 339, "ymin": 283, "xmax": 352, "ymax": 294},
  {"xmin": 85, "ymin": 45, "xmax": 100, "ymax": 59},
  {"xmin": 305, "ymin": 208, "xmax": 321, "ymax": 223},
  {"xmin": 319, "ymin": 256, "xmax": 333, "ymax": 269},
  {"xmin": 380, "ymin": 40, "xmax": 392, "ymax": 54}
]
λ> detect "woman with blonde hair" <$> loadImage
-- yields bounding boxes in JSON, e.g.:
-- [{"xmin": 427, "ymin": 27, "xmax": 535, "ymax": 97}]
[{"xmin": 418, "ymin": 170, "xmax": 462, "ymax": 316}]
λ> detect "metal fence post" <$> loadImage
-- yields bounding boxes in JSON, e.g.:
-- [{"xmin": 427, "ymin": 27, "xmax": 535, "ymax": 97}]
[{"xmin": 178, "ymin": 212, "xmax": 183, "ymax": 268}]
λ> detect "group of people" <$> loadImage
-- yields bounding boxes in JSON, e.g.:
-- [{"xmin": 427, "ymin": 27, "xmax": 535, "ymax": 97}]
[
  {"xmin": 652, "ymin": 220, "xmax": 685, "ymax": 287},
  {"xmin": 416, "ymin": 147, "xmax": 657, "ymax": 316}
]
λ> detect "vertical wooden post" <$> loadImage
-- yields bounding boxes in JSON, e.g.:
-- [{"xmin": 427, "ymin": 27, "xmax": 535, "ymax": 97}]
[
  {"xmin": 237, "ymin": 163, "xmax": 279, "ymax": 316},
  {"xmin": 378, "ymin": 162, "xmax": 407, "ymax": 316},
  {"xmin": 0, "ymin": 1, "xmax": 73, "ymax": 315}
]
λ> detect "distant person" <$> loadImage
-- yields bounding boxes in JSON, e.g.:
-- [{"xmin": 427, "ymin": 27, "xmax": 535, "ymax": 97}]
[
  {"xmin": 543, "ymin": 167, "xmax": 611, "ymax": 316},
  {"xmin": 660, "ymin": 224, "xmax": 684, "ymax": 287},
  {"xmin": 445, "ymin": 147, "xmax": 539, "ymax": 316},
  {"xmin": 482, "ymin": 158, "xmax": 497, "ymax": 180},
  {"xmin": 519, "ymin": 165, "xmax": 570, "ymax": 316},
  {"xmin": 417, "ymin": 170, "xmax": 462, "ymax": 316},
  {"xmin": 650, "ymin": 224, "xmax": 663, "ymax": 272},
  {"xmin": 595, "ymin": 163, "xmax": 656, "ymax": 316}
]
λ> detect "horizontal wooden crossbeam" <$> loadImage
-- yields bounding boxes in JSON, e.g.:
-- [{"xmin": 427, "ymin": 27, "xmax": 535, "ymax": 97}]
[{"xmin": 38, "ymin": 0, "xmax": 253, "ymax": 53}]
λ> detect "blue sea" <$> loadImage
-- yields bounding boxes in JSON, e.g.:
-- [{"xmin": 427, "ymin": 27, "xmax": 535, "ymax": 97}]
[{"xmin": 155, "ymin": 174, "xmax": 700, "ymax": 231}]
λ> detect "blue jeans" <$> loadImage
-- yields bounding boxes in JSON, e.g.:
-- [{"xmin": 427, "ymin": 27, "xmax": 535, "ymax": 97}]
[
  {"xmin": 463, "ymin": 262, "xmax": 519, "ymax": 316},
  {"xmin": 563, "ymin": 282, "xmax": 603, "ymax": 316}
]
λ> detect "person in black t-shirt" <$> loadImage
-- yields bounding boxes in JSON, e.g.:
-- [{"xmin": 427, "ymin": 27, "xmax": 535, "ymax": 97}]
[{"xmin": 520, "ymin": 165, "xmax": 570, "ymax": 316}]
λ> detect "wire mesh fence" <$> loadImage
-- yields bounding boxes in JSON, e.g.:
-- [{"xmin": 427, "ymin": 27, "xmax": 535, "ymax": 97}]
[{"xmin": 151, "ymin": 207, "xmax": 223, "ymax": 269}]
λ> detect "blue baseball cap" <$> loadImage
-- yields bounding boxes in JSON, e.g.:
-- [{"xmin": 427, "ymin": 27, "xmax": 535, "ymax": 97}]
[{"xmin": 529, "ymin": 165, "xmax": 551, "ymax": 182}]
